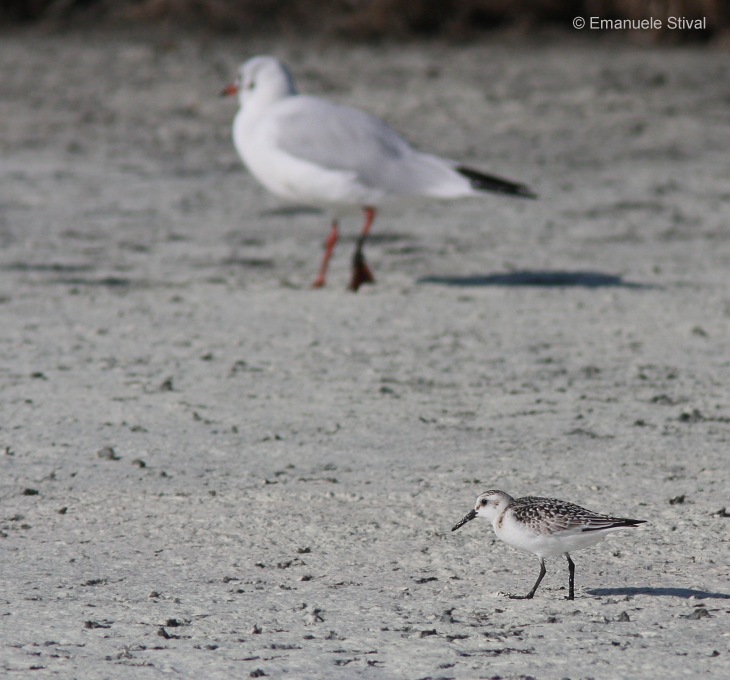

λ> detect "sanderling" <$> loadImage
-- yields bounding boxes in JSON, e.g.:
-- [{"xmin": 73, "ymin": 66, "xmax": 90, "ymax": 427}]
[{"xmin": 452, "ymin": 490, "xmax": 646, "ymax": 600}]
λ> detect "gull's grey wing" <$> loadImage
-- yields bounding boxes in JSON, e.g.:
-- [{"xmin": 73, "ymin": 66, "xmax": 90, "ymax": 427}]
[{"xmin": 271, "ymin": 95, "xmax": 466, "ymax": 197}]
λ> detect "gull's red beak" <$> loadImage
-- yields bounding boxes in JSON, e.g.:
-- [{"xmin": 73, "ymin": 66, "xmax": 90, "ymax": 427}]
[{"xmin": 220, "ymin": 82, "xmax": 239, "ymax": 98}]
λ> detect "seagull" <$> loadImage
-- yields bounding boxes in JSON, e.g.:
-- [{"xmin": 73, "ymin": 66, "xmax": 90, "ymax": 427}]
[
  {"xmin": 452, "ymin": 490, "xmax": 646, "ymax": 600},
  {"xmin": 222, "ymin": 56, "xmax": 536, "ymax": 291}
]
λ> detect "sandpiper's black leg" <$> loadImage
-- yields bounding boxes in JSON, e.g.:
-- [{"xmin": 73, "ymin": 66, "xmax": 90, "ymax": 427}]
[
  {"xmin": 566, "ymin": 554, "xmax": 575, "ymax": 600},
  {"xmin": 509, "ymin": 559, "xmax": 546, "ymax": 599}
]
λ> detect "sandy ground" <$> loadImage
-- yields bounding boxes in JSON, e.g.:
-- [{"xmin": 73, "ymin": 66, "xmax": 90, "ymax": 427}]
[{"xmin": 1, "ymin": 25, "xmax": 729, "ymax": 679}]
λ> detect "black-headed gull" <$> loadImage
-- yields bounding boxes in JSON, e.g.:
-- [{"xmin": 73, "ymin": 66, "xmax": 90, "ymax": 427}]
[{"xmin": 222, "ymin": 56, "xmax": 536, "ymax": 291}]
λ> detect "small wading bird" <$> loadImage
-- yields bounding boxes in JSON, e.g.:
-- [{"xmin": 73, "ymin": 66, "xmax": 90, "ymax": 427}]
[
  {"xmin": 452, "ymin": 490, "xmax": 646, "ymax": 600},
  {"xmin": 222, "ymin": 56, "xmax": 536, "ymax": 291}
]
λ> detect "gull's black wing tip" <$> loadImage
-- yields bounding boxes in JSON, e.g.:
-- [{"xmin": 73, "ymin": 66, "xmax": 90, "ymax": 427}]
[{"xmin": 457, "ymin": 165, "xmax": 538, "ymax": 199}]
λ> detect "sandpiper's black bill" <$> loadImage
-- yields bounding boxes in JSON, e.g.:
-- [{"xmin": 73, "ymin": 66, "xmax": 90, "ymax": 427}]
[{"xmin": 451, "ymin": 508, "xmax": 477, "ymax": 531}]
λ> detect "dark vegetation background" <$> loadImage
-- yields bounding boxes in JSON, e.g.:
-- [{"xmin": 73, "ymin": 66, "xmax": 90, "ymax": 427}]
[{"xmin": 2, "ymin": 0, "xmax": 728, "ymax": 42}]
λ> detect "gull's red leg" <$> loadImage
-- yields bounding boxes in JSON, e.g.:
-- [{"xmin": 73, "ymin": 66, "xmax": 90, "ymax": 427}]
[
  {"xmin": 312, "ymin": 220, "xmax": 340, "ymax": 288},
  {"xmin": 349, "ymin": 207, "xmax": 376, "ymax": 292}
]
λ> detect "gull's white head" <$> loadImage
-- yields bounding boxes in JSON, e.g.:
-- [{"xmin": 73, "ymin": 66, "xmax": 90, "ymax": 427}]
[
  {"xmin": 452, "ymin": 490, "xmax": 514, "ymax": 531},
  {"xmin": 221, "ymin": 56, "xmax": 297, "ymax": 111}
]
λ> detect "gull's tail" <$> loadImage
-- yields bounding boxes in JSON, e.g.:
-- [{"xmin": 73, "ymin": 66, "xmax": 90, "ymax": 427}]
[{"xmin": 456, "ymin": 166, "xmax": 537, "ymax": 199}]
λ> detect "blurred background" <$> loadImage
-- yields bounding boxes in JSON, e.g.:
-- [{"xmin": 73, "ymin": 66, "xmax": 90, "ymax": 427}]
[{"xmin": 2, "ymin": 0, "xmax": 728, "ymax": 43}]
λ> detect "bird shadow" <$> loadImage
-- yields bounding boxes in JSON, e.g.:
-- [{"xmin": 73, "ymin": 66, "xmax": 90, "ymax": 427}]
[
  {"xmin": 0, "ymin": 262, "xmax": 94, "ymax": 274},
  {"xmin": 588, "ymin": 587, "xmax": 730, "ymax": 599},
  {"xmin": 417, "ymin": 270, "xmax": 653, "ymax": 289},
  {"xmin": 259, "ymin": 206, "xmax": 321, "ymax": 217}
]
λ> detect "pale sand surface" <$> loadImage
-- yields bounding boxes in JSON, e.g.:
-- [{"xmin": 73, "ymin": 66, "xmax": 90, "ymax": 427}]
[{"xmin": 1, "ymin": 27, "xmax": 729, "ymax": 678}]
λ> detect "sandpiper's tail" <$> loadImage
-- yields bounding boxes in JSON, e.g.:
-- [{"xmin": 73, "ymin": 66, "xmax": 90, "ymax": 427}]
[
  {"xmin": 581, "ymin": 518, "xmax": 646, "ymax": 533},
  {"xmin": 456, "ymin": 166, "xmax": 537, "ymax": 199}
]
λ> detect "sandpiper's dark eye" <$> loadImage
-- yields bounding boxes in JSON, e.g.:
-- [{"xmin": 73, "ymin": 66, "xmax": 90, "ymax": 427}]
[{"xmin": 480, "ymin": 498, "xmax": 488, "ymax": 506}]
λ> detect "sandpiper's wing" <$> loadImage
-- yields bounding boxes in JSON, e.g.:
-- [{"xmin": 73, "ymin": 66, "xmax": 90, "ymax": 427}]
[{"xmin": 513, "ymin": 497, "xmax": 645, "ymax": 535}]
